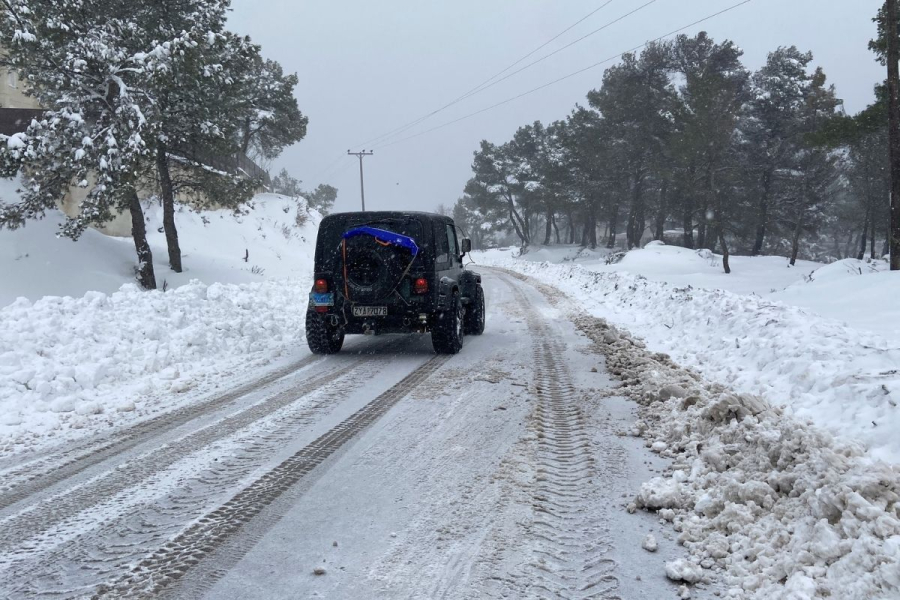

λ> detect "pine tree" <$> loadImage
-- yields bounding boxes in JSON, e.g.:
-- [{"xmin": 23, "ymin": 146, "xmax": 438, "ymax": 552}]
[
  {"xmin": 134, "ymin": 2, "xmax": 255, "ymax": 273},
  {"xmin": 305, "ymin": 184, "xmax": 337, "ymax": 215},
  {"xmin": 126, "ymin": 0, "xmax": 306, "ymax": 274},
  {"xmin": 0, "ymin": 0, "xmax": 191, "ymax": 289},
  {"xmin": 237, "ymin": 57, "xmax": 308, "ymax": 162},
  {"xmin": 669, "ymin": 32, "xmax": 749, "ymax": 271},
  {"xmin": 743, "ymin": 47, "xmax": 816, "ymax": 255},
  {"xmin": 785, "ymin": 68, "xmax": 842, "ymax": 265},
  {"xmin": 469, "ymin": 140, "xmax": 533, "ymax": 248},
  {"xmin": 588, "ymin": 43, "xmax": 676, "ymax": 249}
]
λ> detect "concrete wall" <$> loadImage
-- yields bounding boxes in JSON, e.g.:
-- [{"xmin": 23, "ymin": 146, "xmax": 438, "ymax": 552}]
[{"xmin": 0, "ymin": 68, "xmax": 41, "ymax": 110}]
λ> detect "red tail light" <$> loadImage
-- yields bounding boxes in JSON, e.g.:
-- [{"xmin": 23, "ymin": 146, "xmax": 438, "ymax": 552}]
[
  {"xmin": 314, "ymin": 278, "xmax": 328, "ymax": 293},
  {"xmin": 413, "ymin": 277, "xmax": 428, "ymax": 294}
]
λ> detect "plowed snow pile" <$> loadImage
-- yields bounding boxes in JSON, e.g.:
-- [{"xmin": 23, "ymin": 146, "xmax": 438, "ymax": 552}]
[
  {"xmin": 0, "ymin": 279, "xmax": 308, "ymax": 453},
  {"xmin": 0, "ymin": 192, "xmax": 319, "ymax": 455},
  {"xmin": 481, "ymin": 256, "xmax": 900, "ymax": 464},
  {"xmin": 504, "ymin": 269, "xmax": 900, "ymax": 599}
]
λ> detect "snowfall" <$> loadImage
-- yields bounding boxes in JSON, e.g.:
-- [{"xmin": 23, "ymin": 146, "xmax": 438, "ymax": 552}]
[{"xmin": 1, "ymin": 179, "xmax": 899, "ymax": 598}]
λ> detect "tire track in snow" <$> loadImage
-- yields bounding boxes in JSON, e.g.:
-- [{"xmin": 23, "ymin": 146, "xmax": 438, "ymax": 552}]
[
  {"xmin": 488, "ymin": 274, "xmax": 621, "ymax": 599},
  {"xmin": 0, "ymin": 354, "xmax": 325, "ymax": 512},
  {"xmin": 0, "ymin": 355, "xmax": 372, "ymax": 561},
  {"xmin": 0, "ymin": 358, "xmax": 388, "ymax": 599},
  {"xmin": 0, "ymin": 335, "xmax": 394, "ymax": 513},
  {"xmin": 92, "ymin": 353, "xmax": 452, "ymax": 599}
]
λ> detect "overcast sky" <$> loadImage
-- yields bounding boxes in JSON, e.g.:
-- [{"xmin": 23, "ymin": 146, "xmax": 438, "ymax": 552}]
[{"xmin": 228, "ymin": 0, "xmax": 885, "ymax": 214}]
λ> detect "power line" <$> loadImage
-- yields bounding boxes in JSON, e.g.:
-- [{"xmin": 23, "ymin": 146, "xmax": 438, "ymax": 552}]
[
  {"xmin": 309, "ymin": 153, "xmax": 345, "ymax": 182},
  {"xmin": 463, "ymin": 0, "xmax": 617, "ymax": 95},
  {"xmin": 452, "ymin": 0, "xmax": 658, "ymax": 104},
  {"xmin": 375, "ymin": 0, "xmax": 753, "ymax": 150},
  {"xmin": 351, "ymin": 0, "xmax": 621, "ymax": 150}
]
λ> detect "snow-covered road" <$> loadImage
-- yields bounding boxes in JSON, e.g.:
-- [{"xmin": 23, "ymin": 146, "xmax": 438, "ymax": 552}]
[{"xmin": 0, "ymin": 272, "xmax": 712, "ymax": 598}]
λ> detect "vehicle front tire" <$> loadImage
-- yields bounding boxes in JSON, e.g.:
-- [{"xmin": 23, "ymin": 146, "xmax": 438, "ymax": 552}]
[
  {"xmin": 463, "ymin": 285, "xmax": 485, "ymax": 335},
  {"xmin": 306, "ymin": 312, "xmax": 345, "ymax": 354},
  {"xmin": 432, "ymin": 292, "xmax": 464, "ymax": 354}
]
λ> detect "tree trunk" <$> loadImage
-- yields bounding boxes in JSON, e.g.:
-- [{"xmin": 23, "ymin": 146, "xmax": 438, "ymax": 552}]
[
  {"xmin": 128, "ymin": 189, "xmax": 156, "ymax": 290},
  {"xmin": 719, "ymin": 229, "xmax": 731, "ymax": 274},
  {"xmin": 552, "ymin": 215, "xmax": 561, "ymax": 244},
  {"xmin": 790, "ymin": 213, "xmax": 805, "ymax": 266},
  {"xmin": 752, "ymin": 170, "xmax": 772, "ymax": 256},
  {"xmin": 157, "ymin": 144, "xmax": 182, "ymax": 273},
  {"xmin": 858, "ymin": 209, "xmax": 870, "ymax": 260},
  {"xmin": 606, "ymin": 201, "xmax": 619, "ymax": 249},
  {"xmin": 654, "ymin": 180, "xmax": 668, "ymax": 241},
  {"xmin": 589, "ymin": 206, "xmax": 598, "ymax": 249},
  {"xmin": 696, "ymin": 219, "xmax": 707, "ymax": 250},
  {"xmin": 870, "ymin": 213, "xmax": 877, "ymax": 259},
  {"xmin": 845, "ymin": 229, "xmax": 857, "ymax": 259},
  {"xmin": 626, "ymin": 171, "xmax": 644, "ymax": 249},
  {"xmin": 509, "ymin": 209, "xmax": 527, "ymax": 247},
  {"xmin": 566, "ymin": 212, "xmax": 575, "ymax": 244},
  {"xmin": 505, "ymin": 193, "xmax": 529, "ymax": 247},
  {"xmin": 682, "ymin": 201, "xmax": 694, "ymax": 249},
  {"xmin": 708, "ymin": 226, "xmax": 720, "ymax": 254},
  {"xmin": 887, "ymin": 0, "xmax": 900, "ymax": 269},
  {"xmin": 241, "ymin": 116, "xmax": 252, "ymax": 155},
  {"xmin": 543, "ymin": 209, "xmax": 553, "ymax": 245}
]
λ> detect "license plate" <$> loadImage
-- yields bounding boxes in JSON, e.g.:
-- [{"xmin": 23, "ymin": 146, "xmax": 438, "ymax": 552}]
[
  {"xmin": 353, "ymin": 306, "xmax": 387, "ymax": 317},
  {"xmin": 310, "ymin": 292, "xmax": 334, "ymax": 306}
]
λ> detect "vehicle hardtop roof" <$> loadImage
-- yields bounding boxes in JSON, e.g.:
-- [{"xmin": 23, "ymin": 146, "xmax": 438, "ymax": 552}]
[{"xmin": 321, "ymin": 211, "xmax": 452, "ymax": 225}]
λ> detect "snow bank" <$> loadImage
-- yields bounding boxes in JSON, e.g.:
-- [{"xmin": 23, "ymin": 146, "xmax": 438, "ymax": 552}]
[
  {"xmin": 772, "ymin": 258, "xmax": 898, "ymax": 341},
  {"xmin": 0, "ymin": 188, "xmax": 320, "ymax": 306},
  {"xmin": 569, "ymin": 298, "xmax": 900, "ymax": 599},
  {"xmin": 0, "ymin": 278, "xmax": 308, "ymax": 452},
  {"xmin": 482, "ymin": 258, "xmax": 900, "ymax": 465},
  {"xmin": 478, "ymin": 243, "xmax": 823, "ymax": 297}
]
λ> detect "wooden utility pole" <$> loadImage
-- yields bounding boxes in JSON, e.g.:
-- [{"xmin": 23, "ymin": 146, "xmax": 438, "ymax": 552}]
[
  {"xmin": 347, "ymin": 150, "xmax": 374, "ymax": 211},
  {"xmin": 888, "ymin": 0, "xmax": 900, "ymax": 269}
]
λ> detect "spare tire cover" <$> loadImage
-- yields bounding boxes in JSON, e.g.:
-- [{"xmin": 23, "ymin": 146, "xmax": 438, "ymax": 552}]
[{"xmin": 343, "ymin": 235, "xmax": 414, "ymax": 303}]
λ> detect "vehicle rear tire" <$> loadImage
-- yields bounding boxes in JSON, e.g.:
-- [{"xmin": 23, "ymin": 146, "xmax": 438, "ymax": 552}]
[
  {"xmin": 432, "ymin": 292, "xmax": 464, "ymax": 354},
  {"xmin": 306, "ymin": 312, "xmax": 345, "ymax": 354},
  {"xmin": 463, "ymin": 285, "xmax": 485, "ymax": 335}
]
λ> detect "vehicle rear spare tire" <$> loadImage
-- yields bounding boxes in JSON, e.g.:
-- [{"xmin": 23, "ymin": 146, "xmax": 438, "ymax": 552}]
[
  {"xmin": 432, "ymin": 292, "xmax": 464, "ymax": 354},
  {"xmin": 306, "ymin": 312, "xmax": 345, "ymax": 354}
]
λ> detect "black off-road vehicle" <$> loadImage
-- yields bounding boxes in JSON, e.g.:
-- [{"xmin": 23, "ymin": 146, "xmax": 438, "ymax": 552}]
[{"xmin": 306, "ymin": 211, "xmax": 485, "ymax": 355}]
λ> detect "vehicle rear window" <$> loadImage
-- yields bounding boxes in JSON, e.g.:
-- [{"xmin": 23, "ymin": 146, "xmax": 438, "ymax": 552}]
[{"xmin": 315, "ymin": 215, "xmax": 427, "ymax": 270}]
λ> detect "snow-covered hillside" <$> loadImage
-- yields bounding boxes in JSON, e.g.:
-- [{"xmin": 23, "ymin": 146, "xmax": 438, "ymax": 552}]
[
  {"xmin": 1, "ymin": 189, "xmax": 320, "ymax": 306},
  {"xmin": 0, "ymin": 191, "xmax": 320, "ymax": 454},
  {"xmin": 477, "ymin": 244, "xmax": 900, "ymax": 464},
  {"xmin": 479, "ymin": 243, "xmax": 895, "ymax": 340}
]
